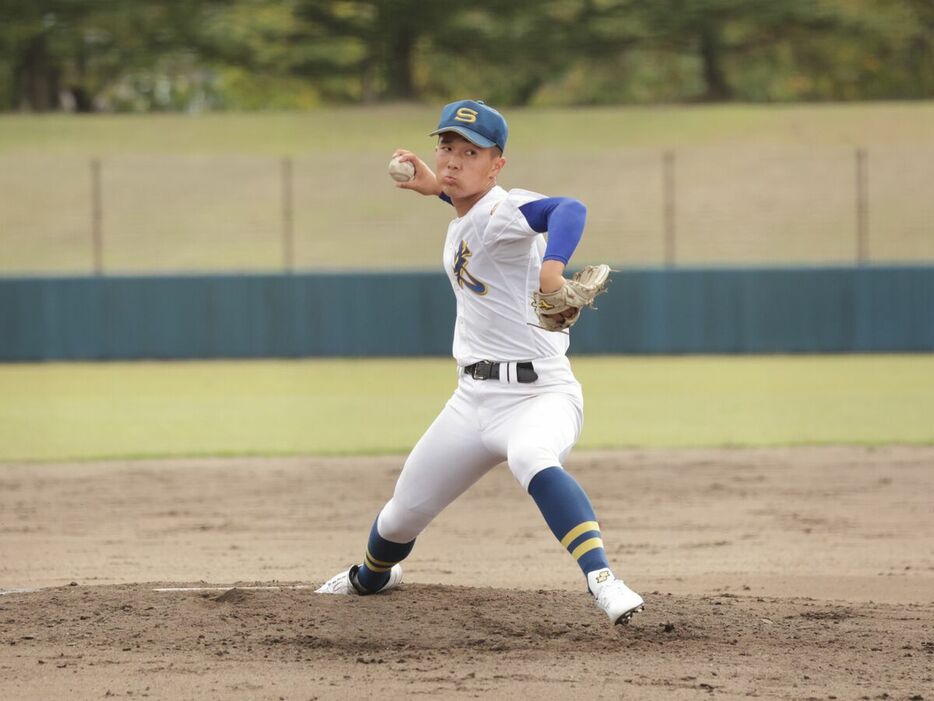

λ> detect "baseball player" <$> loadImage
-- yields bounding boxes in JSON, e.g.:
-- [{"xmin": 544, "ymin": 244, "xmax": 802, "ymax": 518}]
[{"xmin": 316, "ymin": 99, "xmax": 644, "ymax": 625}]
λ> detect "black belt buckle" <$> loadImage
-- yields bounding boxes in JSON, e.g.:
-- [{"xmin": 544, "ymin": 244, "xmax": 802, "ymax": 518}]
[
  {"xmin": 470, "ymin": 360, "xmax": 494, "ymax": 380},
  {"xmin": 516, "ymin": 361, "xmax": 538, "ymax": 383}
]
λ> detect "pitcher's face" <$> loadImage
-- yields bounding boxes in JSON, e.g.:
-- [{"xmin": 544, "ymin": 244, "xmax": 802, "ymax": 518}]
[{"xmin": 435, "ymin": 134, "xmax": 505, "ymax": 200}]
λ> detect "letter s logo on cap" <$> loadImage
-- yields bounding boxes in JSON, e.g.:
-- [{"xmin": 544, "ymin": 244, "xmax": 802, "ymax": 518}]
[{"xmin": 455, "ymin": 108, "xmax": 478, "ymax": 124}]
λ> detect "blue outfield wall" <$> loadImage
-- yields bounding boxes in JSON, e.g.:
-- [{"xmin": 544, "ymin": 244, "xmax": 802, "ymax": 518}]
[{"xmin": 0, "ymin": 266, "xmax": 932, "ymax": 361}]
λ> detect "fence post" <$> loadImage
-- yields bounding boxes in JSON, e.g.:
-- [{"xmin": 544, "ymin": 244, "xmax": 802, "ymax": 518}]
[
  {"xmin": 281, "ymin": 156, "xmax": 295, "ymax": 272},
  {"xmin": 663, "ymin": 150, "xmax": 676, "ymax": 267},
  {"xmin": 90, "ymin": 157, "xmax": 103, "ymax": 275},
  {"xmin": 855, "ymin": 147, "xmax": 869, "ymax": 265}
]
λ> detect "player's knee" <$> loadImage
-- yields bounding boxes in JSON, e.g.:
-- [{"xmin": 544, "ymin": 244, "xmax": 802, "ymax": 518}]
[
  {"xmin": 507, "ymin": 441, "xmax": 562, "ymax": 491},
  {"xmin": 377, "ymin": 498, "xmax": 430, "ymax": 543}
]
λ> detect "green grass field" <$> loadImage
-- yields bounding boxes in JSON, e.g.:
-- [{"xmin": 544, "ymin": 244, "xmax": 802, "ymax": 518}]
[
  {"xmin": 3, "ymin": 103, "xmax": 934, "ymax": 155},
  {"xmin": 2, "ymin": 102, "xmax": 933, "ymax": 274},
  {"xmin": 1, "ymin": 355, "xmax": 931, "ymax": 462}
]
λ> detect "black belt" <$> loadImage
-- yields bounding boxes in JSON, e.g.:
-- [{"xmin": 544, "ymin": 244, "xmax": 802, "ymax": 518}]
[{"xmin": 463, "ymin": 360, "xmax": 538, "ymax": 383}]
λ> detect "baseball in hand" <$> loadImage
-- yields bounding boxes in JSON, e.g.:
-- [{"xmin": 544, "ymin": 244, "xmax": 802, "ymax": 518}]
[{"xmin": 388, "ymin": 156, "xmax": 416, "ymax": 182}]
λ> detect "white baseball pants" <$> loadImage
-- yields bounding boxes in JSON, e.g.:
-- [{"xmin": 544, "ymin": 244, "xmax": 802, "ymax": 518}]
[{"xmin": 377, "ymin": 355, "xmax": 584, "ymax": 543}]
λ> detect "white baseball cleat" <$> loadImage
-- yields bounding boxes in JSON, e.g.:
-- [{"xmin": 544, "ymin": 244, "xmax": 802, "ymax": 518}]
[
  {"xmin": 314, "ymin": 564, "xmax": 403, "ymax": 595},
  {"xmin": 587, "ymin": 568, "xmax": 645, "ymax": 625}
]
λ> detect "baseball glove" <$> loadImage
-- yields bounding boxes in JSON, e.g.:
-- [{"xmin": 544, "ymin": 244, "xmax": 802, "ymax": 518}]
[{"xmin": 532, "ymin": 264, "xmax": 611, "ymax": 332}]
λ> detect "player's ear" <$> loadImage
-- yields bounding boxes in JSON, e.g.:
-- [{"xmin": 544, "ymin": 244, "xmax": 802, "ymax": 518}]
[{"xmin": 490, "ymin": 155, "xmax": 506, "ymax": 179}]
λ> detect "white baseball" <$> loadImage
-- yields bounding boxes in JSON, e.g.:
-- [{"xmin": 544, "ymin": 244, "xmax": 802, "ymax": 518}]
[{"xmin": 388, "ymin": 156, "xmax": 416, "ymax": 182}]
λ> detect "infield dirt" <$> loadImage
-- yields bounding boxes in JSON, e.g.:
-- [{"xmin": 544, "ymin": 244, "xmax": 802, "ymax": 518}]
[{"xmin": 1, "ymin": 447, "xmax": 932, "ymax": 699}]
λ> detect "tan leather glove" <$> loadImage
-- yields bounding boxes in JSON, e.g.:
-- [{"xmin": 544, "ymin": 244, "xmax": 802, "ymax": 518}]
[{"xmin": 532, "ymin": 264, "xmax": 611, "ymax": 332}]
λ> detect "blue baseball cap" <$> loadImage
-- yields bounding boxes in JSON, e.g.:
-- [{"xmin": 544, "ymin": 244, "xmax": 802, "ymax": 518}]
[{"xmin": 429, "ymin": 99, "xmax": 508, "ymax": 152}]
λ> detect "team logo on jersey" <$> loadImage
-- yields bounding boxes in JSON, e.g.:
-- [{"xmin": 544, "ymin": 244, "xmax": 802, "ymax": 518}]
[
  {"xmin": 453, "ymin": 240, "xmax": 488, "ymax": 295},
  {"xmin": 455, "ymin": 107, "xmax": 478, "ymax": 124}
]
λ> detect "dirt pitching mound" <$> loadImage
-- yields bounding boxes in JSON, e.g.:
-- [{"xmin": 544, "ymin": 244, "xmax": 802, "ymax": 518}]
[
  {"xmin": 2, "ymin": 446, "xmax": 933, "ymax": 698},
  {"xmin": 2, "ymin": 582, "xmax": 931, "ymax": 699}
]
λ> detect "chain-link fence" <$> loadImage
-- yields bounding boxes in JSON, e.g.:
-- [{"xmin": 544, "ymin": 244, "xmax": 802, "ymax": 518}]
[{"xmin": 1, "ymin": 145, "xmax": 932, "ymax": 275}]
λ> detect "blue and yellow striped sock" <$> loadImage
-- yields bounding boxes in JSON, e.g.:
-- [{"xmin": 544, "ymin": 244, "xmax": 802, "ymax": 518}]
[
  {"xmin": 354, "ymin": 517, "xmax": 415, "ymax": 593},
  {"xmin": 527, "ymin": 466, "xmax": 610, "ymax": 576}
]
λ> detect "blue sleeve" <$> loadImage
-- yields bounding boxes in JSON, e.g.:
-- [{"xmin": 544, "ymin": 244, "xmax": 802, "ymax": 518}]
[
  {"xmin": 439, "ymin": 192, "xmax": 452, "ymax": 205},
  {"xmin": 519, "ymin": 197, "xmax": 587, "ymax": 265}
]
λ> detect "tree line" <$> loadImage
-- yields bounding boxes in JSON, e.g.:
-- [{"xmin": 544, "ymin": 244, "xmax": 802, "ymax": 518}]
[{"xmin": 2, "ymin": 0, "xmax": 932, "ymax": 112}]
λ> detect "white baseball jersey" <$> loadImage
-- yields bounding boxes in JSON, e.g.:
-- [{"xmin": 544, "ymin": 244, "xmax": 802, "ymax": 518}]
[{"xmin": 442, "ymin": 186, "xmax": 569, "ymax": 366}]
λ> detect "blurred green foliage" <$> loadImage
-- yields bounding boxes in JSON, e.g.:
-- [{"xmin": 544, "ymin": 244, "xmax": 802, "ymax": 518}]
[{"xmin": 1, "ymin": 0, "xmax": 932, "ymax": 111}]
